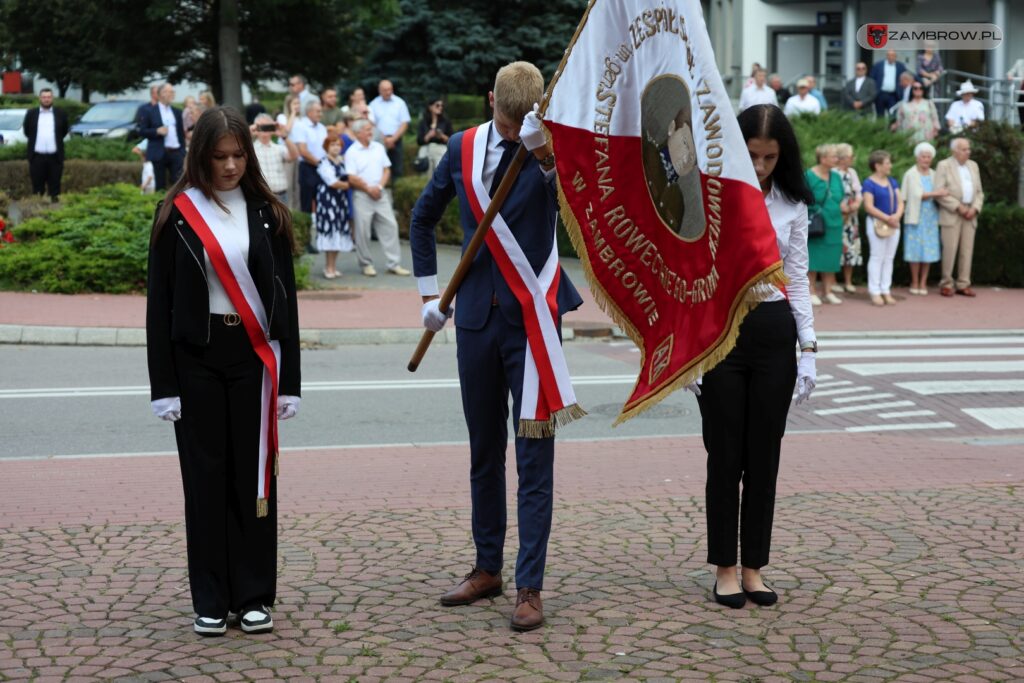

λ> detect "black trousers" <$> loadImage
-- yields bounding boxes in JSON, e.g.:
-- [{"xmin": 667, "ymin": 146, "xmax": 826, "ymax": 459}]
[
  {"xmin": 298, "ymin": 162, "xmax": 319, "ymax": 213},
  {"xmin": 696, "ymin": 300, "xmax": 797, "ymax": 569},
  {"xmin": 29, "ymin": 153, "xmax": 62, "ymax": 199},
  {"xmin": 386, "ymin": 138, "xmax": 404, "ymax": 179},
  {"xmin": 172, "ymin": 318, "xmax": 277, "ymax": 617},
  {"xmin": 153, "ymin": 148, "xmax": 185, "ymax": 191}
]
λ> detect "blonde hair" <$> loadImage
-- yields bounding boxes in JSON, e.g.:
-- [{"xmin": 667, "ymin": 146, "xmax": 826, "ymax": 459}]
[
  {"xmin": 493, "ymin": 61, "xmax": 544, "ymax": 122},
  {"xmin": 835, "ymin": 143, "xmax": 853, "ymax": 160},
  {"xmin": 815, "ymin": 143, "xmax": 838, "ymax": 162}
]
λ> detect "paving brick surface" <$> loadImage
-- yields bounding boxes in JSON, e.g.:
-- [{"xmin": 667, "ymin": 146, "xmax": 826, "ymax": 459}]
[{"xmin": 1, "ymin": 434, "xmax": 1021, "ymax": 681}]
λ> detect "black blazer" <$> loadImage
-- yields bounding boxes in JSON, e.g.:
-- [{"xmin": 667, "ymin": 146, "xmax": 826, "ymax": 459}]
[
  {"xmin": 22, "ymin": 107, "xmax": 69, "ymax": 161},
  {"xmin": 137, "ymin": 103, "xmax": 185, "ymax": 162},
  {"xmin": 146, "ymin": 196, "xmax": 301, "ymax": 400}
]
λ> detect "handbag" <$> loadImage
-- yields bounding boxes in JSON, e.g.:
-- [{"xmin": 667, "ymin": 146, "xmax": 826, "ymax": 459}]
[
  {"xmin": 413, "ymin": 145, "xmax": 430, "ymax": 173},
  {"xmin": 807, "ymin": 175, "xmax": 831, "ymax": 238},
  {"xmin": 872, "ymin": 179, "xmax": 897, "ymax": 238}
]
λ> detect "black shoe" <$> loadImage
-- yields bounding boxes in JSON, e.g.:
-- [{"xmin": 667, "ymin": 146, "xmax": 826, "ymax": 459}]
[
  {"xmin": 742, "ymin": 583, "xmax": 778, "ymax": 606},
  {"xmin": 239, "ymin": 605, "xmax": 273, "ymax": 633},
  {"xmin": 712, "ymin": 581, "xmax": 746, "ymax": 609},
  {"xmin": 193, "ymin": 616, "xmax": 227, "ymax": 636}
]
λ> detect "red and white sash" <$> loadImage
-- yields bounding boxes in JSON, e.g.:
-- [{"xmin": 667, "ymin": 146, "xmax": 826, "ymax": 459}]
[
  {"xmin": 461, "ymin": 122, "xmax": 585, "ymax": 438},
  {"xmin": 174, "ymin": 188, "xmax": 281, "ymax": 518}
]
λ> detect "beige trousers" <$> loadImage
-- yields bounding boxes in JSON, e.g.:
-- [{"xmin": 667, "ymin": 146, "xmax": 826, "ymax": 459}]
[{"xmin": 939, "ymin": 216, "xmax": 976, "ymax": 290}]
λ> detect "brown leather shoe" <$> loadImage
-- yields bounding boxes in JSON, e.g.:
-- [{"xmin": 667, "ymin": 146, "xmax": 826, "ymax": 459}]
[
  {"xmin": 940, "ymin": 287, "xmax": 954, "ymax": 297},
  {"xmin": 956, "ymin": 287, "xmax": 977, "ymax": 297},
  {"xmin": 439, "ymin": 568, "xmax": 502, "ymax": 606},
  {"xmin": 510, "ymin": 588, "xmax": 544, "ymax": 631}
]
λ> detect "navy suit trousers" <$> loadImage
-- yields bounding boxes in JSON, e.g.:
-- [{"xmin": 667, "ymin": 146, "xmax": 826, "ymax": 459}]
[{"xmin": 456, "ymin": 307, "xmax": 555, "ymax": 590}]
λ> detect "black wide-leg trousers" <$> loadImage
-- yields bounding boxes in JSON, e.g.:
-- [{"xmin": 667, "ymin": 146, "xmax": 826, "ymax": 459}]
[
  {"xmin": 172, "ymin": 320, "xmax": 277, "ymax": 618},
  {"xmin": 696, "ymin": 300, "xmax": 797, "ymax": 569}
]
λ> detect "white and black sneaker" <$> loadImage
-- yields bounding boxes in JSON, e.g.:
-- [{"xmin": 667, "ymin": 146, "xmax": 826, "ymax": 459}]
[
  {"xmin": 239, "ymin": 605, "xmax": 273, "ymax": 634},
  {"xmin": 193, "ymin": 616, "xmax": 227, "ymax": 636}
]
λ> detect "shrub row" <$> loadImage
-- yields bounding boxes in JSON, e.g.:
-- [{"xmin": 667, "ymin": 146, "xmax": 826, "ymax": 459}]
[
  {"xmin": 0, "ymin": 95, "xmax": 90, "ymax": 123},
  {"xmin": 0, "ymin": 183, "xmax": 312, "ymax": 293},
  {"xmin": 0, "ymin": 137, "xmax": 139, "ymax": 163},
  {"xmin": 0, "ymin": 159, "xmax": 139, "ymax": 199}
]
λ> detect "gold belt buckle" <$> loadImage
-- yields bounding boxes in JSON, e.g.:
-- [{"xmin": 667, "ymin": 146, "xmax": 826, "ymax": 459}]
[{"xmin": 223, "ymin": 312, "xmax": 241, "ymax": 326}]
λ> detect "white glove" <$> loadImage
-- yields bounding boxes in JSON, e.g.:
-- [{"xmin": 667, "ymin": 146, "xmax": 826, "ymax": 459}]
[
  {"xmin": 795, "ymin": 353, "xmax": 817, "ymax": 405},
  {"xmin": 277, "ymin": 395, "xmax": 300, "ymax": 420},
  {"xmin": 683, "ymin": 374, "xmax": 703, "ymax": 396},
  {"xmin": 152, "ymin": 396, "xmax": 181, "ymax": 422},
  {"xmin": 520, "ymin": 103, "xmax": 547, "ymax": 152},
  {"xmin": 421, "ymin": 299, "xmax": 452, "ymax": 332}
]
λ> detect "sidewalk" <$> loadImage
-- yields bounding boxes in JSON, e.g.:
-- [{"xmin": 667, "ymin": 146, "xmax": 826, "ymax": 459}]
[
  {"xmin": 1, "ymin": 433, "xmax": 1021, "ymax": 681},
  {"xmin": 1, "ymin": 242, "xmax": 1021, "ymax": 345}
]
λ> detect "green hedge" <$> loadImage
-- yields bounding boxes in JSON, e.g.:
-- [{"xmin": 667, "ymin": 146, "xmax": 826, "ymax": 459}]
[
  {"xmin": 0, "ymin": 137, "xmax": 138, "ymax": 162},
  {"xmin": 0, "ymin": 159, "xmax": 139, "ymax": 199},
  {"xmin": 935, "ymin": 121, "xmax": 1023, "ymax": 206},
  {"xmin": 968, "ymin": 203, "xmax": 1024, "ymax": 286},
  {"xmin": 0, "ymin": 183, "xmax": 311, "ymax": 293}
]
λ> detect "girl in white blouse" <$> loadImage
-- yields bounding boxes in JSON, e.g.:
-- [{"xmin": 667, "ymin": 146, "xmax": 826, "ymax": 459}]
[{"xmin": 694, "ymin": 104, "xmax": 817, "ymax": 609}]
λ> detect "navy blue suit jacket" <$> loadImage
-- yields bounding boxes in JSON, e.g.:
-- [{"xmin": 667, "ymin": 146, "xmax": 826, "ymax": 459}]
[
  {"xmin": 137, "ymin": 103, "xmax": 185, "ymax": 162},
  {"xmin": 869, "ymin": 60, "xmax": 908, "ymax": 93},
  {"xmin": 410, "ymin": 126, "xmax": 583, "ymax": 331}
]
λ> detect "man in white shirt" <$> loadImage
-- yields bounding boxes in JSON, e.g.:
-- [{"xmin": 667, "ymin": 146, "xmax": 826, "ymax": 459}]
[
  {"xmin": 369, "ymin": 79, "xmax": 411, "ymax": 179},
  {"xmin": 934, "ymin": 138, "xmax": 984, "ymax": 297},
  {"xmin": 841, "ymin": 62, "xmax": 877, "ymax": 114},
  {"xmin": 945, "ymin": 80, "xmax": 985, "ymax": 133},
  {"xmin": 22, "ymin": 88, "xmax": 69, "ymax": 200},
  {"xmin": 252, "ymin": 114, "xmax": 298, "ymax": 203},
  {"xmin": 869, "ymin": 49, "xmax": 908, "ymax": 115},
  {"xmin": 343, "ymin": 119, "xmax": 410, "ymax": 277},
  {"xmin": 138, "ymin": 83, "xmax": 185, "ymax": 190},
  {"xmin": 783, "ymin": 79, "xmax": 822, "ymax": 117},
  {"xmin": 288, "ymin": 74, "xmax": 317, "ymax": 117},
  {"xmin": 738, "ymin": 69, "xmax": 778, "ymax": 112},
  {"xmin": 293, "ymin": 101, "xmax": 328, "ymax": 213}
]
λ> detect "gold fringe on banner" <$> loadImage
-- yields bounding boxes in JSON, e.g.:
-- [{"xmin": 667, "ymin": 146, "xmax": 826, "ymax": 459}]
[
  {"xmin": 273, "ymin": 450, "xmax": 280, "ymax": 477},
  {"xmin": 555, "ymin": 182, "xmax": 788, "ymax": 427},
  {"xmin": 256, "ymin": 497, "xmax": 268, "ymax": 518}
]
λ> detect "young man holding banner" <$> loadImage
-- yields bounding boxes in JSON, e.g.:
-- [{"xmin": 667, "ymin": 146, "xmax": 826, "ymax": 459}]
[{"xmin": 409, "ymin": 61, "xmax": 584, "ymax": 632}]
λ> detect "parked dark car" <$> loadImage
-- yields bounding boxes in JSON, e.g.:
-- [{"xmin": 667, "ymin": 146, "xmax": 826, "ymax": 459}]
[{"xmin": 69, "ymin": 100, "xmax": 146, "ymax": 140}]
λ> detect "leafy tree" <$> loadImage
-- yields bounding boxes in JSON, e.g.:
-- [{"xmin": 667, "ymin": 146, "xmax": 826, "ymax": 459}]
[
  {"xmin": 353, "ymin": 0, "xmax": 586, "ymax": 114},
  {"xmin": 2, "ymin": 0, "xmax": 180, "ymax": 100}
]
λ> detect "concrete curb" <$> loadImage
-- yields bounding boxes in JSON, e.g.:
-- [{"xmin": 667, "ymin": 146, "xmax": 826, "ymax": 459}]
[{"xmin": 2, "ymin": 323, "xmax": 1021, "ymax": 347}]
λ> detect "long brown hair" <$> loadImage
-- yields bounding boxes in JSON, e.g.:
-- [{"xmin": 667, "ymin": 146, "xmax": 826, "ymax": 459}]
[{"xmin": 151, "ymin": 106, "xmax": 294, "ymax": 247}]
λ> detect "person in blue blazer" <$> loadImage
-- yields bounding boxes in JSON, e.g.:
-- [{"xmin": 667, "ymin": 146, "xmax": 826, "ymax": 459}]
[
  {"xmin": 409, "ymin": 61, "xmax": 583, "ymax": 632},
  {"xmin": 138, "ymin": 83, "xmax": 186, "ymax": 189},
  {"xmin": 869, "ymin": 50, "xmax": 909, "ymax": 116}
]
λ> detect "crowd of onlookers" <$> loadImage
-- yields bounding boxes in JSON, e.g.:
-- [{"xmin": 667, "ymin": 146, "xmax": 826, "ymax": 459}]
[{"xmin": 735, "ymin": 46, "xmax": 1004, "ymax": 303}]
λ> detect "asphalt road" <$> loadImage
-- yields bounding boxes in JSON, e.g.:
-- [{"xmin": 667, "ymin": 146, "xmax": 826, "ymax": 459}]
[{"xmin": 0, "ymin": 340, "xmax": 704, "ymax": 460}]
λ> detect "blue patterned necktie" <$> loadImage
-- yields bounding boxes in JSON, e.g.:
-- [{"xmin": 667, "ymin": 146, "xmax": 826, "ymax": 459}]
[{"xmin": 489, "ymin": 139, "xmax": 517, "ymax": 197}]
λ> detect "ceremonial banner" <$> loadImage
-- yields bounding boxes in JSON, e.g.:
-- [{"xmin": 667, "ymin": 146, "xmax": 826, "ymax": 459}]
[{"xmin": 545, "ymin": 0, "xmax": 786, "ymax": 423}]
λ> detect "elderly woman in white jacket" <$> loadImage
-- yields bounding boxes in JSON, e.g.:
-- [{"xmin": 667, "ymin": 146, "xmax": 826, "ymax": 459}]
[{"xmin": 900, "ymin": 142, "xmax": 948, "ymax": 295}]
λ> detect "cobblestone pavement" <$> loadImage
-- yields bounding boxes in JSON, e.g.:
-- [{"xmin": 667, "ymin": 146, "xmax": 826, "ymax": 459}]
[{"xmin": 2, "ymin": 434, "xmax": 1022, "ymax": 682}]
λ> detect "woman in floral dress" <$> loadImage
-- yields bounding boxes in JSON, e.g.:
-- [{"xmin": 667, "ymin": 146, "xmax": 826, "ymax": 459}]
[{"xmin": 835, "ymin": 143, "xmax": 862, "ymax": 294}]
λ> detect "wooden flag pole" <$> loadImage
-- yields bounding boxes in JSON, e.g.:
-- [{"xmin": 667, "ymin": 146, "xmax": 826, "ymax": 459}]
[{"xmin": 406, "ymin": 143, "xmax": 530, "ymax": 372}]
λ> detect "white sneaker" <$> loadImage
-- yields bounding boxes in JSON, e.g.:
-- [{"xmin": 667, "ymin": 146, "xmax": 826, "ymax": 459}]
[
  {"xmin": 810, "ymin": 294, "xmax": 822, "ymax": 306},
  {"xmin": 830, "ymin": 284, "xmax": 845, "ymax": 294},
  {"xmin": 194, "ymin": 616, "xmax": 227, "ymax": 636},
  {"xmin": 361, "ymin": 265, "xmax": 377, "ymax": 277},
  {"xmin": 824, "ymin": 293, "xmax": 843, "ymax": 305},
  {"xmin": 388, "ymin": 265, "xmax": 411, "ymax": 276},
  {"xmin": 240, "ymin": 606, "xmax": 273, "ymax": 634}
]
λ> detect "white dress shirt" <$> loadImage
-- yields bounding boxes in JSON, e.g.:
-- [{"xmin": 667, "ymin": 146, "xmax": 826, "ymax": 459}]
[
  {"xmin": 854, "ymin": 76, "xmax": 866, "ymax": 92},
  {"xmin": 784, "ymin": 94, "xmax": 822, "ymax": 117},
  {"xmin": 762, "ymin": 182, "xmax": 816, "ymax": 345},
  {"xmin": 292, "ymin": 117, "xmax": 327, "ymax": 163},
  {"xmin": 368, "ymin": 95, "xmax": 411, "ymax": 136},
  {"xmin": 344, "ymin": 139, "xmax": 390, "ymax": 188},
  {"xmin": 158, "ymin": 103, "xmax": 180, "ymax": 149},
  {"xmin": 957, "ymin": 163, "xmax": 974, "ymax": 204},
  {"xmin": 945, "ymin": 99, "xmax": 985, "ymax": 129},
  {"xmin": 34, "ymin": 107, "xmax": 57, "ymax": 154},
  {"xmin": 204, "ymin": 188, "xmax": 249, "ymax": 315},
  {"xmin": 738, "ymin": 84, "xmax": 779, "ymax": 112},
  {"xmin": 881, "ymin": 62, "xmax": 897, "ymax": 92}
]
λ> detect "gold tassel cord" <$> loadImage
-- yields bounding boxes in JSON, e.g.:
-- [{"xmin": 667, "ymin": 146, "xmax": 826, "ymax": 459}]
[
  {"xmin": 256, "ymin": 497, "xmax": 268, "ymax": 518},
  {"xmin": 273, "ymin": 450, "xmax": 280, "ymax": 477}
]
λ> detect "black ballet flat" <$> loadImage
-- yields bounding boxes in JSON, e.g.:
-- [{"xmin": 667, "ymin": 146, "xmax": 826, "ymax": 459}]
[
  {"xmin": 712, "ymin": 581, "xmax": 746, "ymax": 609},
  {"xmin": 742, "ymin": 583, "xmax": 778, "ymax": 607}
]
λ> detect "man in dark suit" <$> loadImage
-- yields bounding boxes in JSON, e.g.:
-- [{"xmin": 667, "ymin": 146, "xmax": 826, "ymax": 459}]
[
  {"xmin": 410, "ymin": 61, "xmax": 583, "ymax": 632},
  {"xmin": 869, "ymin": 49, "xmax": 908, "ymax": 116},
  {"xmin": 138, "ymin": 83, "xmax": 186, "ymax": 190},
  {"xmin": 22, "ymin": 88, "xmax": 69, "ymax": 201},
  {"xmin": 841, "ymin": 62, "xmax": 877, "ymax": 114}
]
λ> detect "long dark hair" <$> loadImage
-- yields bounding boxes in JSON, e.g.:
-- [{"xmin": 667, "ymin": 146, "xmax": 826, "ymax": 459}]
[
  {"xmin": 152, "ymin": 106, "xmax": 294, "ymax": 247},
  {"xmin": 737, "ymin": 104, "xmax": 814, "ymax": 205}
]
